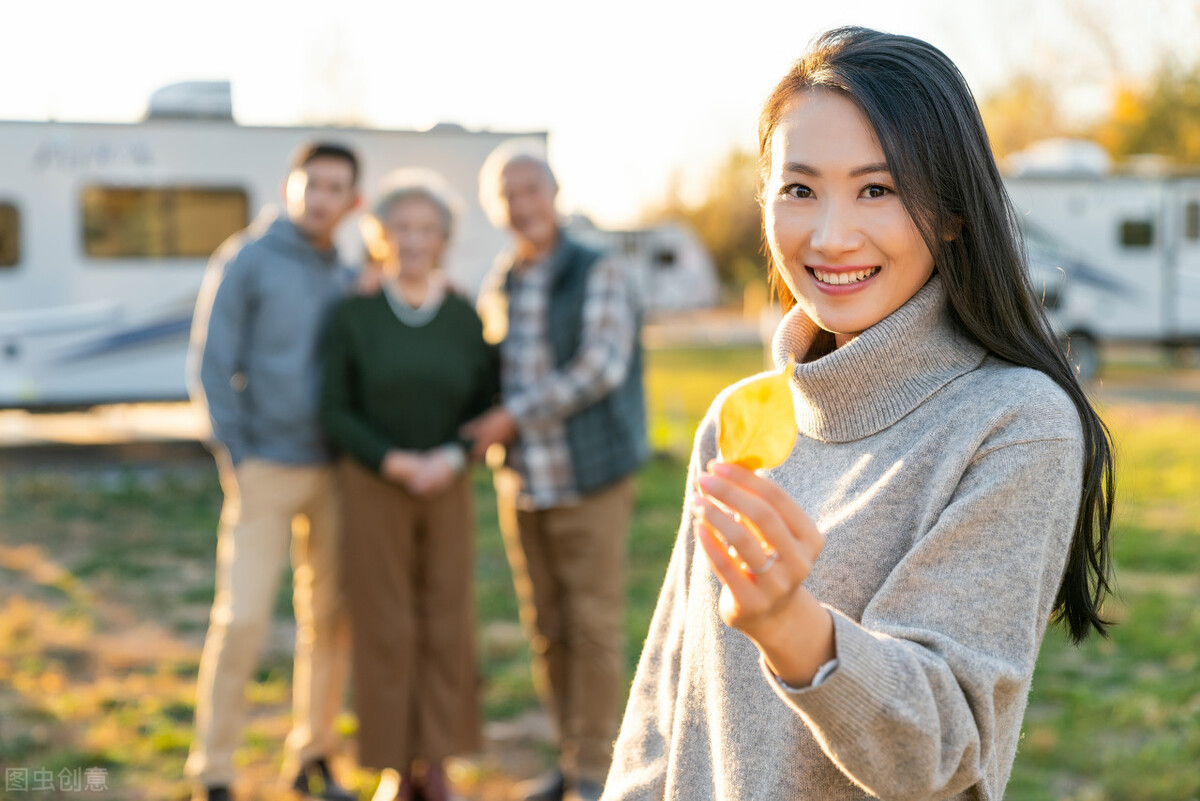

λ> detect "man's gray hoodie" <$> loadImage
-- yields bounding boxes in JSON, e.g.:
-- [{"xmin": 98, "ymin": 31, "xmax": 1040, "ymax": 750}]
[{"xmin": 187, "ymin": 208, "xmax": 350, "ymax": 466}]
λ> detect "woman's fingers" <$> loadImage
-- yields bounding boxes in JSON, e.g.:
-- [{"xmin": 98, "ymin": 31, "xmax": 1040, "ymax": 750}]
[
  {"xmin": 693, "ymin": 496, "xmax": 798, "ymax": 605},
  {"xmin": 693, "ymin": 495, "xmax": 774, "ymax": 572},
  {"xmin": 694, "ymin": 518, "xmax": 758, "ymax": 599},
  {"xmin": 694, "ymin": 514, "xmax": 800, "ymax": 629},
  {"xmin": 702, "ymin": 461, "xmax": 825, "ymax": 565}
]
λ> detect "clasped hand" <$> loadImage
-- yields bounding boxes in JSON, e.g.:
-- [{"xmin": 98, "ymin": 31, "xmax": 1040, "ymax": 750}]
[
  {"xmin": 381, "ymin": 448, "xmax": 459, "ymax": 496},
  {"xmin": 692, "ymin": 460, "xmax": 836, "ymax": 686}
]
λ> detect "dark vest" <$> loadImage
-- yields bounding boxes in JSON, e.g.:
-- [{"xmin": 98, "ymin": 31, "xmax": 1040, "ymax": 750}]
[{"xmin": 501, "ymin": 233, "xmax": 648, "ymax": 495}]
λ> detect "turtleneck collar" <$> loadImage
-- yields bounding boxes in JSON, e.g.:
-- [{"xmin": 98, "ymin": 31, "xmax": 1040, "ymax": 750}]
[{"xmin": 770, "ymin": 274, "xmax": 988, "ymax": 443}]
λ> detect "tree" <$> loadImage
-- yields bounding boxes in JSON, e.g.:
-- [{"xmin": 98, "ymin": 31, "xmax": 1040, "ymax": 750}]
[
  {"xmin": 1090, "ymin": 62, "xmax": 1200, "ymax": 163},
  {"xmin": 979, "ymin": 74, "xmax": 1068, "ymax": 159}
]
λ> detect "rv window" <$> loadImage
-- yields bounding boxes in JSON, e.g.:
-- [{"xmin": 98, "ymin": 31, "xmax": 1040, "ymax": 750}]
[
  {"xmin": 1119, "ymin": 220, "xmax": 1154, "ymax": 248},
  {"xmin": 82, "ymin": 186, "xmax": 248, "ymax": 259},
  {"xmin": 1186, "ymin": 201, "xmax": 1200, "ymax": 241},
  {"xmin": 0, "ymin": 203, "xmax": 18, "ymax": 267},
  {"xmin": 652, "ymin": 249, "xmax": 677, "ymax": 270}
]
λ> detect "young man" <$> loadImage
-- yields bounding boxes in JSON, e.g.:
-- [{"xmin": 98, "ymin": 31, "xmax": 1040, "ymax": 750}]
[
  {"xmin": 466, "ymin": 142, "xmax": 647, "ymax": 801},
  {"xmin": 185, "ymin": 142, "xmax": 361, "ymax": 801}
]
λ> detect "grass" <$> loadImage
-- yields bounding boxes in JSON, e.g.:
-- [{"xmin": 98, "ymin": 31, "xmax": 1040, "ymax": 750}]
[{"xmin": 0, "ymin": 348, "xmax": 1198, "ymax": 799}]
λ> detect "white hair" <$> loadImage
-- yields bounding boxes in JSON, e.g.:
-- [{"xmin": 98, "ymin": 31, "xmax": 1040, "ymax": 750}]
[
  {"xmin": 370, "ymin": 167, "xmax": 462, "ymax": 234},
  {"xmin": 478, "ymin": 138, "xmax": 558, "ymax": 227},
  {"xmin": 361, "ymin": 168, "xmax": 462, "ymax": 261}
]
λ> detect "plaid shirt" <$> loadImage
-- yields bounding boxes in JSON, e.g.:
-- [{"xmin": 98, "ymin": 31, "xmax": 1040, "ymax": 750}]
[{"xmin": 481, "ymin": 247, "xmax": 635, "ymax": 510}]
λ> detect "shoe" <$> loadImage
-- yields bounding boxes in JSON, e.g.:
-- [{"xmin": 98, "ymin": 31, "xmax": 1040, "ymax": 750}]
[
  {"xmin": 193, "ymin": 786, "xmax": 232, "ymax": 801},
  {"xmin": 510, "ymin": 769, "xmax": 566, "ymax": 801},
  {"xmin": 293, "ymin": 757, "xmax": 356, "ymax": 801},
  {"xmin": 566, "ymin": 779, "xmax": 604, "ymax": 801},
  {"xmin": 416, "ymin": 762, "xmax": 450, "ymax": 801}
]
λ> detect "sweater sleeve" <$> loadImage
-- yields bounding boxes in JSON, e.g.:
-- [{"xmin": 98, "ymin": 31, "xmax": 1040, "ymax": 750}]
[
  {"xmin": 187, "ymin": 244, "xmax": 254, "ymax": 465},
  {"xmin": 603, "ymin": 413, "xmax": 716, "ymax": 800},
  {"xmin": 767, "ymin": 436, "xmax": 1084, "ymax": 800},
  {"xmin": 318, "ymin": 303, "xmax": 396, "ymax": 472}
]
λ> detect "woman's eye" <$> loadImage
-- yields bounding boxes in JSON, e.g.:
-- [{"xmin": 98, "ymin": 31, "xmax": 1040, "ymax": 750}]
[
  {"xmin": 782, "ymin": 183, "xmax": 813, "ymax": 199},
  {"xmin": 863, "ymin": 184, "xmax": 892, "ymax": 199}
]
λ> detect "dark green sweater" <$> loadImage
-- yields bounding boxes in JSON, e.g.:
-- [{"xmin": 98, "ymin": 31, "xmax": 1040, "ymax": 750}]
[{"xmin": 319, "ymin": 291, "xmax": 498, "ymax": 472}]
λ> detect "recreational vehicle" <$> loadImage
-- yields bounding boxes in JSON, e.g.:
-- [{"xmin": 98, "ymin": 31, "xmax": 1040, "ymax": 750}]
[
  {"xmin": 1, "ymin": 83, "xmax": 720, "ymax": 410},
  {"xmin": 0, "ymin": 82, "xmax": 540, "ymax": 410},
  {"xmin": 1004, "ymin": 139, "xmax": 1200, "ymax": 376},
  {"xmin": 566, "ymin": 217, "xmax": 720, "ymax": 312}
]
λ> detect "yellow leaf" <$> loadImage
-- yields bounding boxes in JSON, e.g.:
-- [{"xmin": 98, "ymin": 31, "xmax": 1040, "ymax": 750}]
[{"xmin": 718, "ymin": 359, "xmax": 797, "ymax": 470}]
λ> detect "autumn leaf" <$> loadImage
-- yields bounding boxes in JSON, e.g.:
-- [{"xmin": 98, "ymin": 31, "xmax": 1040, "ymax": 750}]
[{"xmin": 718, "ymin": 359, "xmax": 798, "ymax": 470}]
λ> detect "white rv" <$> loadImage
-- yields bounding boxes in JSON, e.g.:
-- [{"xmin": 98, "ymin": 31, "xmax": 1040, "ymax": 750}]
[
  {"xmin": 0, "ymin": 82, "xmax": 543, "ymax": 409},
  {"xmin": 1004, "ymin": 139, "xmax": 1200, "ymax": 375},
  {"xmin": 566, "ymin": 217, "xmax": 720, "ymax": 312}
]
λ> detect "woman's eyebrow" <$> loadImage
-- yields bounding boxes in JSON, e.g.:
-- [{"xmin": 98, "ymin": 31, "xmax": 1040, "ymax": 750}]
[
  {"xmin": 782, "ymin": 161, "xmax": 891, "ymax": 177},
  {"xmin": 850, "ymin": 162, "xmax": 891, "ymax": 177}
]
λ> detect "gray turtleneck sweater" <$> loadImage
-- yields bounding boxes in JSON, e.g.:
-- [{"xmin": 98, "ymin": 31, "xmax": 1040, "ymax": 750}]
[{"xmin": 603, "ymin": 276, "xmax": 1084, "ymax": 801}]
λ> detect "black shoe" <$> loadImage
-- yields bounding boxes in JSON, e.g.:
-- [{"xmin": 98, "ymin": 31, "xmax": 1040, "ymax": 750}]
[
  {"xmin": 193, "ymin": 786, "xmax": 232, "ymax": 801},
  {"xmin": 511, "ymin": 769, "xmax": 566, "ymax": 801},
  {"xmin": 567, "ymin": 779, "xmax": 604, "ymax": 801},
  {"xmin": 293, "ymin": 758, "xmax": 356, "ymax": 801}
]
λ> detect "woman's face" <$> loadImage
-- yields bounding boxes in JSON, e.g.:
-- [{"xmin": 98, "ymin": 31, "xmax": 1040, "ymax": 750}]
[
  {"xmin": 764, "ymin": 89, "xmax": 936, "ymax": 347},
  {"xmin": 381, "ymin": 195, "xmax": 447, "ymax": 279}
]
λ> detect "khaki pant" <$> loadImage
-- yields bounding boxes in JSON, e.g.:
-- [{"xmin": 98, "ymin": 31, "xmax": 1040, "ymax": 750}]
[
  {"xmin": 186, "ymin": 458, "xmax": 351, "ymax": 787},
  {"xmin": 337, "ymin": 458, "xmax": 481, "ymax": 770},
  {"xmin": 495, "ymin": 469, "xmax": 635, "ymax": 784}
]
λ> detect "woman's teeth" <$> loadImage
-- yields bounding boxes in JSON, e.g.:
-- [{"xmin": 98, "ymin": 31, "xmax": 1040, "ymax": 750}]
[{"xmin": 812, "ymin": 267, "xmax": 880, "ymax": 285}]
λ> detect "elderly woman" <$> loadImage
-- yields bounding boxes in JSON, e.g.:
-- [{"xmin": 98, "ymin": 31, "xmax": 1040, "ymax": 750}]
[{"xmin": 320, "ymin": 170, "xmax": 497, "ymax": 801}]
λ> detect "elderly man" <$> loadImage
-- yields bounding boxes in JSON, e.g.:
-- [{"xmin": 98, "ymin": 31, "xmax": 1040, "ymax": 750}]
[{"xmin": 465, "ymin": 142, "xmax": 647, "ymax": 801}]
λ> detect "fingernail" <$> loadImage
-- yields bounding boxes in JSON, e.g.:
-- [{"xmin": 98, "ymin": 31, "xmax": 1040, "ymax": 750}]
[
  {"xmin": 697, "ymin": 474, "xmax": 717, "ymax": 491},
  {"xmin": 710, "ymin": 462, "xmax": 733, "ymax": 477}
]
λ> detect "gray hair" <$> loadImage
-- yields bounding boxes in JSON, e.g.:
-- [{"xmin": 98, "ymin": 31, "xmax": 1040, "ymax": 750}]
[
  {"xmin": 369, "ymin": 168, "xmax": 461, "ymax": 237},
  {"xmin": 478, "ymin": 138, "xmax": 558, "ymax": 227}
]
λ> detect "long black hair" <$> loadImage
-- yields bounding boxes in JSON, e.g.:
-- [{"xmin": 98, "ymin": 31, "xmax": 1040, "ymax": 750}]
[{"xmin": 758, "ymin": 26, "xmax": 1115, "ymax": 643}]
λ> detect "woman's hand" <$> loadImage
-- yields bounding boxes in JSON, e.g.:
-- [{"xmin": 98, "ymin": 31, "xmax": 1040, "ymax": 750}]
[
  {"xmin": 692, "ymin": 460, "xmax": 836, "ymax": 686},
  {"xmin": 381, "ymin": 449, "xmax": 421, "ymax": 486},
  {"xmin": 407, "ymin": 447, "xmax": 462, "ymax": 496},
  {"xmin": 355, "ymin": 264, "xmax": 384, "ymax": 295}
]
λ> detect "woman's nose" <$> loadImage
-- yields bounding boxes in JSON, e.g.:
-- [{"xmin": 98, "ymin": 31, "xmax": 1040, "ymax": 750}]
[{"xmin": 810, "ymin": 201, "xmax": 863, "ymax": 256}]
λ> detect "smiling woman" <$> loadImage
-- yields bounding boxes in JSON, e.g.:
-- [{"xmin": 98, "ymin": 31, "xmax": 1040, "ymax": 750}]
[
  {"xmin": 764, "ymin": 90, "xmax": 936, "ymax": 346},
  {"xmin": 602, "ymin": 26, "xmax": 1116, "ymax": 801}
]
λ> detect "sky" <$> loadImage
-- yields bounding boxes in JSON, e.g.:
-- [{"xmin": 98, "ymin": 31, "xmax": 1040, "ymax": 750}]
[{"xmin": 3, "ymin": 0, "xmax": 1198, "ymax": 227}]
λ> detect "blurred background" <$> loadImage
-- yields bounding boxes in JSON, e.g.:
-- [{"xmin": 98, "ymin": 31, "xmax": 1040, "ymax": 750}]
[{"xmin": 1, "ymin": 1, "xmax": 1198, "ymax": 799}]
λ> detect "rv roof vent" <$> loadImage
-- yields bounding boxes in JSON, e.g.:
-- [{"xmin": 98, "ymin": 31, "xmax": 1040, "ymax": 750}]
[
  {"xmin": 146, "ymin": 81, "xmax": 234, "ymax": 121},
  {"xmin": 1007, "ymin": 138, "xmax": 1111, "ymax": 177}
]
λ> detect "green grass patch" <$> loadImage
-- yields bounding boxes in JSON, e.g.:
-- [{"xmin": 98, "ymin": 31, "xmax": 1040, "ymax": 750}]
[{"xmin": 0, "ymin": 347, "xmax": 1197, "ymax": 798}]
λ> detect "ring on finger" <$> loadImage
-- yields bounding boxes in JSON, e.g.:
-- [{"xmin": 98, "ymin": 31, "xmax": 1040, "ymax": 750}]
[{"xmin": 745, "ymin": 550, "xmax": 780, "ymax": 576}]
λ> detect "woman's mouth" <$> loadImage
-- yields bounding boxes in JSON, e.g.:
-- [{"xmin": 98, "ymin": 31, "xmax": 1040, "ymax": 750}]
[{"xmin": 808, "ymin": 266, "xmax": 881, "ymax": 286}]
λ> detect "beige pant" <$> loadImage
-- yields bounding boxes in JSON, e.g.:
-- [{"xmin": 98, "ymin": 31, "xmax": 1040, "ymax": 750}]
[
  {"xmin": 185, "ymin": 458, "xmax": 352, "ymax": 787},
  {"xmin": 495, "ymin": 469, "xmax": 635, "ymax": 784},
  {"xmin": 338, "ymin": 458, "xmax": 481, "ymax": 771}
]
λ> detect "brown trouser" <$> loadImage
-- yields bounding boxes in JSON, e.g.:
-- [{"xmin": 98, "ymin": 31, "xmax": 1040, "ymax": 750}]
[
  {"xmin": 337, "ymin": 458, "xmax": 481, "ymax": 770},
  {"xmin": 186, "ymin": 458, "xmax": 351, "ymax": 787},
  {"xmin": 495, "ymin": 469, "xmax": 635, "ymax": 784}
]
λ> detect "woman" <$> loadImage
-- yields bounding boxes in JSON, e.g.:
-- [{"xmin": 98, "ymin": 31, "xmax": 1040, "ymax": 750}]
[
  {"xmin": 603, "ymin": 27, "xmax": 1114, "ymax": 801},
  {"xmin": 320, "ymin": 170, "xmax": 497, "ymax": 801}
]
